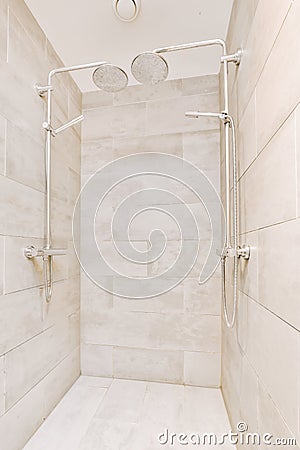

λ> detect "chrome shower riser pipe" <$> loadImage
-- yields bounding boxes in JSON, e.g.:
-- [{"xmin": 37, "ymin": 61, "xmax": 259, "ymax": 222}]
[
  {"xmin": 27, "ymin": 61, "xmax": 109, "ymax": 302},
  {"xmin": 152, "ymin": 38, "xmax": 249, "ymax": 328}
]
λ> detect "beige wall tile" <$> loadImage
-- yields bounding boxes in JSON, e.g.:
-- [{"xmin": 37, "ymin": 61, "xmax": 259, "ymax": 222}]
[
  {"xmin": 42, "ymin": 347, "xmax": 80, "ymax": 418},
  {"xmin": 84, "ymin": 102, "xmax": 147, "ymax": 141},
  {"xmin": 0, "ymin": 175, "xmax": 44, "ymax": 238},
  {"xmin": 184, "ymin": 276, "xmax": 221, "ymax": 315},
  {"xmin": 51, "ymin": 154, "xmax": 70, "ymax": 203},
  {"xmin": 114, "ymin": 79, "xmax": 182, "ymax": 105},
  {"xmin": 258, "ymin": 383, "xmax": 298, "ymax": 447},
  {"xmin": 182, "ymin": 75, "xmax": 219, "ymax": 96},
  {"xmin": 82, "ymin": 106, "xmax": 113, "ymax": 141},
  {"xmin": 81, "ymin": 344, "xmax": 113, "ymax": 377},
  {"xmin": 147, "ymin": 93, "xmax": 219, "ymax": 136},
  {"xmin": 113, "ymin": 280, "xmax": 184, "ymax": 313},
  {"xmin": 247, "ymin": 298, "xmax": 299, "ymax": 438},
  {"xmin": 295, "ymin": 104, "xmax": 300, "ymax": 217},
  {"xmin": 239, "ymin": 356, "xmax": 258, "ymax": 432},
  {"xmin": 236, "ymin": 291, "xmax": 248, "ymax": 354},
  {"xmin": 83, "ymin": 310, "xmax": 220, "ymax": 353},
  {"xmin": 5, "ymin": 317, "xmax": 77, "ymax": 410},
  {"xmin": 81, "ymin": 138, "xmax": 112, "ymax": 175},
  {"xmin": 0, "ymin": 114, "xmax": 6, "ymax": 175},
  {"xmin": 113, "ymin": 132, "xmax": 183, "ymax": 158},
  {"xmin": 0, "ymin": 373, "xmax": 45, "ymax": 450},
  {"xmin": 183, "ymin": 129, "xmax": 219, "ymax": 165},
  {"xmin": 9, "ymin": 0, "xmax": 46, "ymax": 52},
  {"xmin": 114, "ymin": 347, "xmax": 183, "ymax": 383},
  {"xmin": 6, "ymin": 121, "xmax": 44, "ymax": 192},
  {"xmin": 7, "ymin": 9, "xmax": 46, "ymax": 89},
  {"xmin": 0, "ymin": 0, "xmax": 7, "ymax": 63},
  {"xmin": 51, "ymin": 196, "xmax": 72, "ymax": 244},
  {"xmin": 81, "ymin": 273, "xmax": 113, "ymax": 313},
  {"xmin": 227, "ymin": 0, "xmax": 259, "ymax": 54},
  {"xmin": 258, "ymin": 219, "xmax": 300, "ymax": 330},
  {"xmin": 239, "ymin": 114, "xmax": 297, "ymax": 233},
  {"xmin": 83, "ymin": 90, "xmax": 113, "ymax": 109},
  {"xmin": 0, "ymin": 1, "xmax": 81, "ymax": 444},
  {"xmin": 0, "ymin": 60, "xmax": 44, "ymax": 143},
  {"xmin": 237, "ymin": 92, "xmax": 256, "ymax": 178},
  {"xmin": 0, "ymin": 355, "xmax": 4, "ymax": 416},
  {"xmin": 237, "ymin": 0, "xmax": 292, "ymax": 118},
  {"xmin": 0, "ymin": 236, "xmax": 4, "ymax": 295},
  {"xmin": 112, "ymin": 102, "xmax": 146, "ymax": 138},
  {"xmin": 224, "ymin": 2, "xmax": 300, "ymax": 442},
  {"xmin": 255, "ymin": 1, "xmax": 300, "ymax": 152},
  {"xmin": 5, "ymin": 236, "xmax": 43, "ymax": 293},
  {"xmin": 184, "ymin": 351, "xmax": 220, "ymax": 387},
  {"xmin": 0, "ymin": 287, "xmax": 42, "ymax": 355}
]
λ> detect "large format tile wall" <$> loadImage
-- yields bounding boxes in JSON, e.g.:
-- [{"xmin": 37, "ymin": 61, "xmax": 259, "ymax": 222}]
[
  {"xmin": 81, "ymin": 75, "xmax": 222, "ymax": 386},
  {"xmin": 221, "ymin": 0, "xmax": 300, "ymax": 446},
  {"xmin": 0, "ymin": 1, "xmax": 81, "ymax": 448}
]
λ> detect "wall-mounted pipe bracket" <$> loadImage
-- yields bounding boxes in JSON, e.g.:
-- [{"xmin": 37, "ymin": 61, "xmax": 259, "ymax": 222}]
[
  {"xmin": 221, "ymin": 48, "xmax": 242, "ymax": 65},
  {"xmin": 42, "ymin": 122, "xmax": 56, "ymax": 137},
  {"xmin": 35, "ymin": 84, "xmax": 53, "ymax": 97}
]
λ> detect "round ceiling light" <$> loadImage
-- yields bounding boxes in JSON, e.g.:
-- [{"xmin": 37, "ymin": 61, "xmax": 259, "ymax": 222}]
[{"xmin": 113, "ymin": 0, "xmax": 140, "ymax": 22}]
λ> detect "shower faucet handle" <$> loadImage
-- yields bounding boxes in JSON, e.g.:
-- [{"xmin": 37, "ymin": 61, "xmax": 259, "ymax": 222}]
[
  {"xmin": 237, "ymin": 244, "xmax": 251, "ymax": 260},
  {"xmin": 24, "ymin": 246, "xmax": 66, "ymax": 259},
  {"xmin": 221, "ymin": 245, "xmax": 251, "ymax": 260}
]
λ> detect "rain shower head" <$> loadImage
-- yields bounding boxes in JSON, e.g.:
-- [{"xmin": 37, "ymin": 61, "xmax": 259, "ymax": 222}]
[
  {"xmin": 92, "ymin": 63, "xmax": 128, "ymax": 92},
  {"xmin": 131, "ymin": 52, "xmax": 169, "ymax": 85}
]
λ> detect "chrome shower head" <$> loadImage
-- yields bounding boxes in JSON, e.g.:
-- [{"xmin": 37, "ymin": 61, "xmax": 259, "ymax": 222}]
[
  {"xmin": 92, "ymin": 63, "xmax": 128, "ymax": 92},
  {"xmin": 131, "ymin": 52, "xmax": 169, "ymax": 85}
]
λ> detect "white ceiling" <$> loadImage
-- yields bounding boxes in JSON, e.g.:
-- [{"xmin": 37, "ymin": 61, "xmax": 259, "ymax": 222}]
[{"xmin": 25, "ymin": 0, "xmax": 233, "ymax": 92}]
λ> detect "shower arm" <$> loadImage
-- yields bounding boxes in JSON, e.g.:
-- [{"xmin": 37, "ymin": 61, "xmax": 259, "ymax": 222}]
[{"xmin": 153, "ymin": 39, "xmax": 236, "ymax": 249}]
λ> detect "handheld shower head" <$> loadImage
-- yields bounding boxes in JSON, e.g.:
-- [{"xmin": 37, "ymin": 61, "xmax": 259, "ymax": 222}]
[
  {"xmin": 92, "ymin": 63, "xmax": 128, "ymax": 92},
  {"xmin": 131, "ymin": 52, "xmax": 169, "ymax": 85}
]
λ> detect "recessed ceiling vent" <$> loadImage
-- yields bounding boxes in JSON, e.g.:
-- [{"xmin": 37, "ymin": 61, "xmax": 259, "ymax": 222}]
[{"xmin": 113, "ymin": 0, "xmax": 140, "ymax": 22}]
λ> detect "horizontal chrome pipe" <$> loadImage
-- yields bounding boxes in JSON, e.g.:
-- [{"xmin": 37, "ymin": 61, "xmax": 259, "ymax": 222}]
[
  {"xmin": 54, "ymin": 115, "xmax": 84, "ymax": 135},
  {"xmin": 48, "ymin": 61, "xmax": 107, "ymax": 81},
  {"xmin": 185, "ymin": 111, "xmax": 223, "ymax": 119},
  {"xmin": 153, "ymin": 39, "xmax": 227, "ymax": 55}
]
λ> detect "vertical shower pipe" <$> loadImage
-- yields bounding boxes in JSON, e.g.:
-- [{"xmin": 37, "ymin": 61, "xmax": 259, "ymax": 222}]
[
  {"xmin": 153, "ymin": 40, "xmax": 249, "ymax": 327},
  {"xmin": 42, "ymin": 62, "xmax": 108, "ymax": 302},
  {"xmin": 43, "ymin": 71, "xmax": 54, "ymax": 302}
]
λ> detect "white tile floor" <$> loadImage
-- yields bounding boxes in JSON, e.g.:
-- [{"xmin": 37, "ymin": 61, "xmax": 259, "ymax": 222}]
[{"xmin": 23, "ymin": 376, "xmax": 235, "ymax": 450}]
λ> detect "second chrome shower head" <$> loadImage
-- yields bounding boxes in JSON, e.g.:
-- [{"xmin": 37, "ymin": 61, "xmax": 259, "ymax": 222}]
[
  {"xmin": 92, "ymin": 63, "xmax": 128, "ymax": 92},
  {"xmin": 131, "ymin": 52, "xmax": 169, "ymax": 85}
]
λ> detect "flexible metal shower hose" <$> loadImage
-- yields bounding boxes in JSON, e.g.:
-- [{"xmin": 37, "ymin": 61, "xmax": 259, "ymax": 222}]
[
  {"xmin": 43, "ymin": 137, "xmax": 53, "ymax": 303},
  {"xmin": 222, "ymin": 115, "xmax": 239, "ymax": 328}
]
